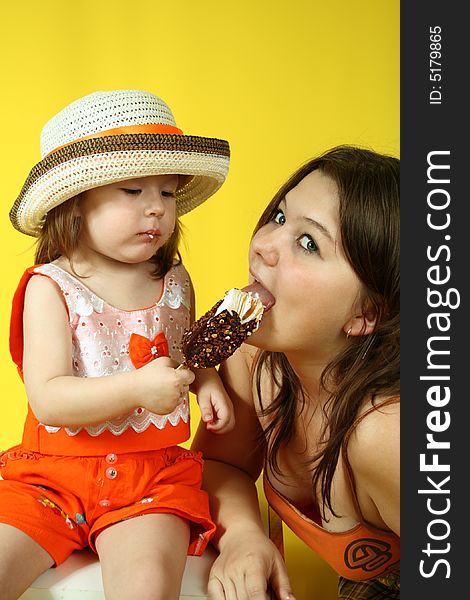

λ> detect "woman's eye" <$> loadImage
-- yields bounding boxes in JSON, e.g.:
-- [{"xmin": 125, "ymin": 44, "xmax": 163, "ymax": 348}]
[
  {"xmin": 122, "ymin": 188, "xmax": 141, "ymax": 195},
  {"xmin": 273, "ymin": 209, "xmax": 286, "ymax": 225},
  {"xmin": 299, "ymin": 234, "xmax": 318, "ymax": 253}
]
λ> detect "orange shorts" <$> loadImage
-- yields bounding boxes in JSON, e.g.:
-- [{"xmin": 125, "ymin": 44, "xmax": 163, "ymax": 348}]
[{"xmin": 0, "ymin": 445, "xmax": 215, "ymax": 565}]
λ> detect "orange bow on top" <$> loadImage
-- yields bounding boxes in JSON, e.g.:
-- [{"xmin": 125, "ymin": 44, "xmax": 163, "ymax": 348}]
[{"xmin": 128, "ymin": 331, "xmax": 169, "ymax": 369}]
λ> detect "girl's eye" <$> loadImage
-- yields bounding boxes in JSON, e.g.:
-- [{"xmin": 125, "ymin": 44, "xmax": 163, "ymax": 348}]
[
  {"xmin": 272, "ymin": 209, "xmax": 286, "ymax": 225},
  {"xmin": 161, "ymin": 190, "xmax": 177, "ymax": 198},
  {"xmin": 122, "ymin": 188, "xmax": 141, "ymax": 195},
  {"xmin": 299, "ymin": 234, "xmax": 318, "ymax": 253}
]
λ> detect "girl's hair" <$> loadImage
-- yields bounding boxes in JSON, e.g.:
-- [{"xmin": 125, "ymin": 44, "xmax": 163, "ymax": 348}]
[
  {"xmin": 35, "ymin": 192, "xmax": 182, "ymax": 279},
  {"xmin": 254, "ymin": 145, "xmax": 400, "ymax": 517}
]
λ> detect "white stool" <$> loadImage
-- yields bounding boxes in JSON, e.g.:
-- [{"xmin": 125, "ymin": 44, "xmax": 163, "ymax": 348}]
[
  {"xmin": 18, "ymin": 490, "xmax": 282, "ymax": 599},
  {"xmin": 19, "ymin": 544, "xmax": 218, "ymax": 599}
]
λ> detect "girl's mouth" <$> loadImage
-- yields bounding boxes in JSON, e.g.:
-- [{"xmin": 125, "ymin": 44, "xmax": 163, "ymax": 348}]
[{"xmin": 139, "ymin": 230, "xmax": 160, "ymax": 241}]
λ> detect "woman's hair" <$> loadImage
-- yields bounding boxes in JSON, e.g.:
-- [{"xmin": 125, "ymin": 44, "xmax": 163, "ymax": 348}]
[
  {"xmin": 35, "ymin": 192, "xmax": 182, "ymax": 279},
  {"xmin": 254, "ymin": 145, "xmax": 400, "ymax": 517}
]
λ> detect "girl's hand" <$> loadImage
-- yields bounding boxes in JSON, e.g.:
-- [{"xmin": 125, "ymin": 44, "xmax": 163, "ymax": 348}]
[
  {"xmin": 207, "ymin": 531, "xmax": 295, "ymax": 600},
  {"xmin": 198, "ymin": 385, "xmax": 235, "ymax": 433},
  {"xmin": 193, "ymin": 368, "xmax": 235, "ymax": 433},
  {"xmin": 134, "ymin": 357, "xmax": 195, "ymax": 415}
]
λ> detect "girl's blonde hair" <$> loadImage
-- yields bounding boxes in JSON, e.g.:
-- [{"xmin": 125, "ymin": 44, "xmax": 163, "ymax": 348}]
[{"xmin": 35, "ymin": 194, "xmax": 182, "ymax": 279}]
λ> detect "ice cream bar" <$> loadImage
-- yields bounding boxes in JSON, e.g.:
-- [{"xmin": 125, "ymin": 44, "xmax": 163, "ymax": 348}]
[{"xmin": 181, "ymin": 287, "xmax": 266, "ymax": 368}]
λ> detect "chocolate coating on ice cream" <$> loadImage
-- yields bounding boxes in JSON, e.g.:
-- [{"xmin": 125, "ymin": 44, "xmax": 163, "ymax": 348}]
[{"xmin": 181, "ymin": 289, "xmax": 264, "ymax": 368}]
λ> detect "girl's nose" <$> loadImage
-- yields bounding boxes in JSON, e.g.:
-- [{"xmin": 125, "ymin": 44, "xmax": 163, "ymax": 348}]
[
  {"xmin": 144, "ymin": 191, "xmax": 165, "ymax": 217},
  {"xmin": 250, "ymin": 227, "xmax": 279, "ymax": 266}
]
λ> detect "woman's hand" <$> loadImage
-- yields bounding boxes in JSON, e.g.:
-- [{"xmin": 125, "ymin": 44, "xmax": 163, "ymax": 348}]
[
  {"xmin": 207, "ymin": 530, "xmax": 295, "ymax": 600},
  {"xmin": 192, "ymin": 345, "xmax": 294, "ymax": 598}
]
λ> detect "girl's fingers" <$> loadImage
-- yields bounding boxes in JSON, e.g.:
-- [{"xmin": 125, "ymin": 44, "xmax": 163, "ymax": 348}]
[{"xmin": 197, "ymin": 396, "xmax": 214, "ymax": 423}]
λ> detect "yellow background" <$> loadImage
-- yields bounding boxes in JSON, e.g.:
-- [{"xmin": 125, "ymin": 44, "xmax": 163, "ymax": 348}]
[{"xmin": 0, "ymin": 1, "xmax": 399, "ymax": 597}]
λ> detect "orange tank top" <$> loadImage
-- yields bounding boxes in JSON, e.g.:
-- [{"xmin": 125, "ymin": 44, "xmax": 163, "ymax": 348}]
[{"xmin": 263, "ymin": 405, "xmax": 400, "ymax": 581}]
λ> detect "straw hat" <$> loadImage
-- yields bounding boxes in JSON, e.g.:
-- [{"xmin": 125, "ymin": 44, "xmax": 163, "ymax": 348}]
[{"xmin": 10, "ymin": 89, "xmax": 230, "ymax": 236}]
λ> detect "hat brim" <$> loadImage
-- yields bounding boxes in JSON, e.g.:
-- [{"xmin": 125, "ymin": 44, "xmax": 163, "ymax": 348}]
[{"xmin": 10, "ymin": 133, "xmax": 230, "ymax": 236}]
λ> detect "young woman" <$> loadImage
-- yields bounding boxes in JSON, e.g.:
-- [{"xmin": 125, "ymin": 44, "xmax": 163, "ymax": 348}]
[{"xmin": 193, "ymin": 145, "xmax": 400, "ymax": 600}]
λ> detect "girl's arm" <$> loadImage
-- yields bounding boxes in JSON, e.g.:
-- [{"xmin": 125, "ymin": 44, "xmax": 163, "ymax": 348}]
[
  {"xmin": 187, "ymin": 277, "xmax": 234, "ymax": 433},
  {"xmin": 348, "ymin": 401, "xmax": 400, "ymax": 536},
  {"xmin": 192, "ymin": 344, "xmax": 295, "ymax": 600},
  {"xmin": 23, "ymin": 275, "xmax": 194, "ymax": 426},
  {"xmin": 191, "ymin": 367, "xmax": 235, "ymax": 433}
]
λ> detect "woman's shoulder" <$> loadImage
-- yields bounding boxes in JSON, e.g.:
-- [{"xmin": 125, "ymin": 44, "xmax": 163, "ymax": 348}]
[
  {"xmin": 347, "ymin": 397, "xmax": 400, "ymax": 479},
  {"xmin": 219, "ymin": 343, "xmax": 259, "ymax": 386},
  {"xmin": 359, "ymin": 395, "xmax": 400, "ymax": 424},
  {"xmin": 227, "ymin": 344, "xmax": 271, "ymax": 388},
  {"xmin": 346, "ymin": 397, "xmax": 400, "ymax": 534}
]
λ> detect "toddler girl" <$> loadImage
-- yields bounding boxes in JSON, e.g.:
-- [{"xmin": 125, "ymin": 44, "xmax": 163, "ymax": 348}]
[{"xmin": 0, "ymin": 89, "xmax": 232, "ymax": 599}]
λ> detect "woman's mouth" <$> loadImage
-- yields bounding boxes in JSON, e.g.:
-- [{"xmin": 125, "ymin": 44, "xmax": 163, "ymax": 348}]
[{"xmin": 243, "ymin": 279, "xmax": 275, "ymax": 311}]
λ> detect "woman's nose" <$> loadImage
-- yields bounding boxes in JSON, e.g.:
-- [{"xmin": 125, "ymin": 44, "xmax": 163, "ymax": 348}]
[{"xmin": 251, "ymin": 227, "xmax": 279, "ymax": 266}]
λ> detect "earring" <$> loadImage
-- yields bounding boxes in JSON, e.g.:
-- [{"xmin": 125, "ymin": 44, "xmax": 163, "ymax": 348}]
[{"xmin": 346, "ymin": 328, "xmax": 352, "ymax": 339}]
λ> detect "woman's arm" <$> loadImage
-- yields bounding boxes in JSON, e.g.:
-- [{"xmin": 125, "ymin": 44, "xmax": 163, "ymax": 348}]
[
  {"xmin": 23, "ymin": 275, "xmax": 194, "ymax": 426},
  {"xmin": 192, "ymin": 344, "xmax": 295, "ymax": 600},
  {"xmin": 192, "ymin": 345, "xmax": 266, "ymax": 544}
]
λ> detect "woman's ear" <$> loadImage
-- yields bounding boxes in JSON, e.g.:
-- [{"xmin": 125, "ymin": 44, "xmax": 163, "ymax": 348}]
[{"xmin": 343, "ymin": 305, "xmax": 377, "ymax": 338}]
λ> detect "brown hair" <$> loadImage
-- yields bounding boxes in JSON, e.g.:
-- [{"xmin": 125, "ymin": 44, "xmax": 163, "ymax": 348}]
[
  {"xmin": 35, "ymin": 194, "xmax": 182, "ymax": 279},
  {"xmin": 254, "ymin": 145, "xmax": 400, "ymax": 517}
]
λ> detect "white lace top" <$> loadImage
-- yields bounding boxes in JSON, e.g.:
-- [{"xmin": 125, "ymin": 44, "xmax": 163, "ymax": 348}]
[{"xmin": 33, "ymin": 262, "xmax": 191, "ymax": 438}]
